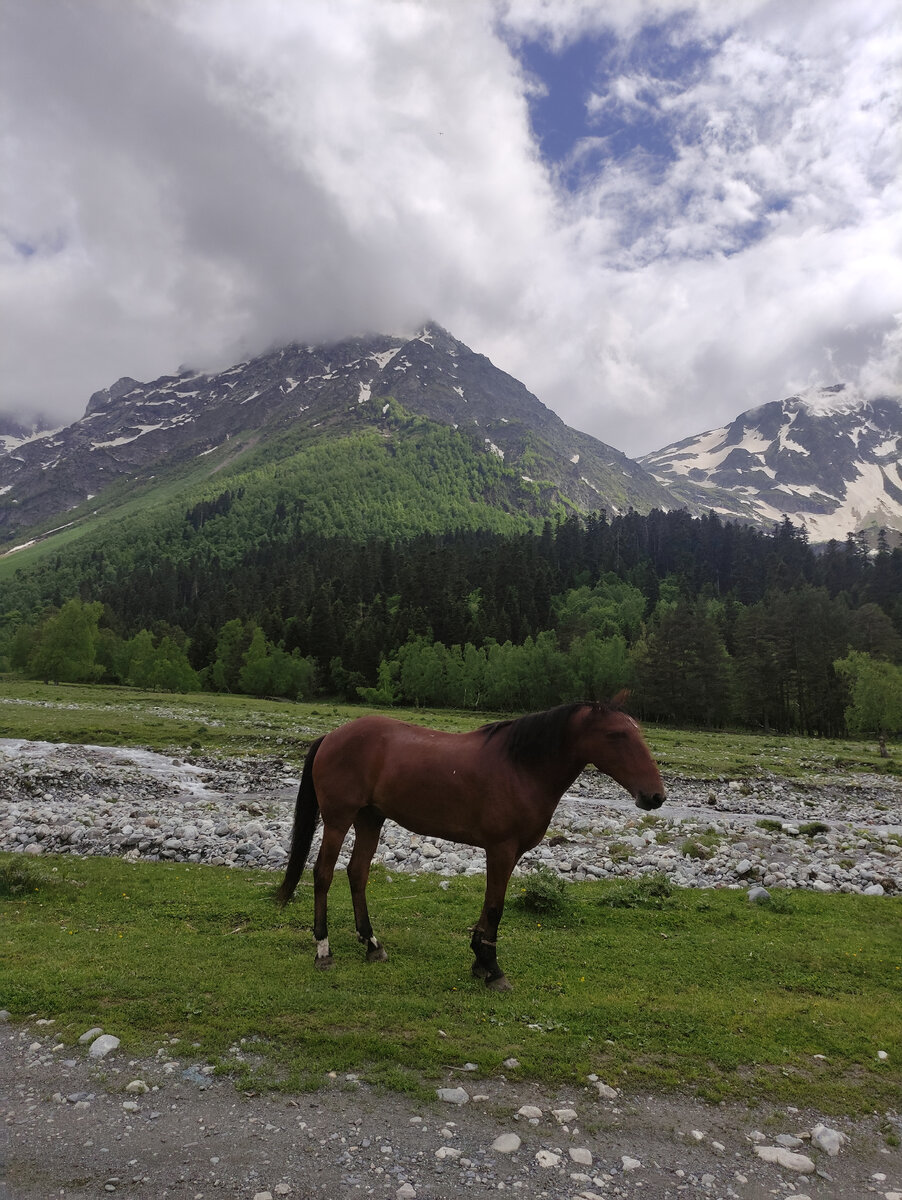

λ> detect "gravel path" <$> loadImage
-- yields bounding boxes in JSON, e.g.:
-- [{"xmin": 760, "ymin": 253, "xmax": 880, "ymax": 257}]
[
  {"xmin": 3, "ymin": 1019, "xmax": 901, "ymax": 1200},
  {"xmin": 2, "ymin": 739, "xmax": 901, "ymax": 1199}
]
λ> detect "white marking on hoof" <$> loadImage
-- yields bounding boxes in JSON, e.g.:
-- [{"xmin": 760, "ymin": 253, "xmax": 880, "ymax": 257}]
[
  {"xmin": 316, "ymin": 937, "xmax": 331, "ymax": 959},
  {"xmin": 368, "ymin": 937, "xmax": 379, "ymax": 949}
]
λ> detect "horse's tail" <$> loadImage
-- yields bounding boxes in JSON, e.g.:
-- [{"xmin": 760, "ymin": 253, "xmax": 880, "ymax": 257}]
[{"xmin": 275, "ymin": 736, "xmax": 324, "ymax": 907}]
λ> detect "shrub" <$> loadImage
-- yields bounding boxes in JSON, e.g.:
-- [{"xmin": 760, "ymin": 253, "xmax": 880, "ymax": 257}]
[
  {"xmin": 681, "ymin": 839, "xmax": 712, "ymax": 860},
  {"xmin": 798, "ymin": 821, "xmax": 830, "ymax": 836},
  {"xmin": 600, "ymin": 874, "xmax": 674, "ymax": 909},
  {"xmin": 514, "ymin": 864, "xmax": 567, "ymax": 914},
  {"xmin": 0, "ymin": 857, "xmax": 44, "ymax": 899},
  {"xmin": 756, "ymin": 818, "xmax": 783, "ymax": 833}
]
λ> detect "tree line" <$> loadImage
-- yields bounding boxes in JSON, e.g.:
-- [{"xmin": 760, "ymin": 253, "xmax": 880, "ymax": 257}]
[{"xmin": 4, "ymin": 508, "xmax": 902, "ymax": 740}]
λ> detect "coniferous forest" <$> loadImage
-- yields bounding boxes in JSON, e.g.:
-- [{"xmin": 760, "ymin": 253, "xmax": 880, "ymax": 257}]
[{"xmin": 4, "ymin": 502, "xmax": 902, "ymax": 739}]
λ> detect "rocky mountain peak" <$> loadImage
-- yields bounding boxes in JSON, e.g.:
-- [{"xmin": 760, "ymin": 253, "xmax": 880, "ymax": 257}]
[{"xmin": 642, "ymin": 388, "xmax": 902, "ymax": 542}]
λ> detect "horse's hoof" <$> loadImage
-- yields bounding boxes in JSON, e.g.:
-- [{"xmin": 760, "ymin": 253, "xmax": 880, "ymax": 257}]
[
  {"xmin": 471, "ymin": 961, "xmax": 489, "ymax": 980},
  {"xmin": 366, "ymin": 944, "xmax": 388, "ymax": 963},
  {"xmin": 314, "ymin": 955, "xmax": 334, "ymax": 971},
  {"xmin": 486, "ymin": 973, "xmax": 512, "ymax": 992}
]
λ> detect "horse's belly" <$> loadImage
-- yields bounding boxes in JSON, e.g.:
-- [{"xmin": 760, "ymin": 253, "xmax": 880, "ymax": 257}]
[{"xmin": 373, "ymin": 768, "xmax": 494, "ymax": 848}]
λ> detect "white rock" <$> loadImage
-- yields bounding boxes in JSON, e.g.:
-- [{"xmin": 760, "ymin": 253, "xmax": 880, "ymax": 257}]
[
  {"xmin": 535, "ymin": 1150, "xmax": 561, "ymax": 1167},
  {"xmin": 436, "ymin": 1086, "xmax": 469, "ymax": 1105},
  {"xmin": 79, "ymin": 1027, "xmax": 103, "ymax": 1044},
  {"xmin": 877, "ymin": 1050, "xmax": 888, "ymax": 1061},
  {"xmin": 595, "ymin": 1082, "xmax": 618, "ymax": 1100},
  {"xmin": 569, "ymin": 1147, "xmax": 593, "ymax": 1166},
  {"xmin": 754, "ymin": 1145, "xmax": 815, "ymax": 1173},
  {"xmin": 252, "ymin": 1193, "xmax": 273, "ymax": 1200},
  {"xmin": 884, "ymin": 1192, "xmax": 902, "ymax": 1200},
  {"xmin": 396, "ymin": 1185, "xmax": 416, "ymax": 1200},
  {"xmin": 435, "ymin": 1146, "xmax": 461, "ymax": 1160},
  {"xmin": 517, "ymin": 1105, "xmax": 543, "ymax": 1120},
  {"xmin": 502, "ymin": 1057, "xmax": 520, "ymax": 1069},
  {"xmin": 122, "ymin": 1100, "xmax": 139, "ymax": 1112},
  {"xmin": 491, "ymin": 1133, "xmax": 521, "ymax": 1154},
  {"xmin": 690, "ymin": 1130, "xmax": 706, "ymax": 1142},
  {"xmin": 88, "ymin": 1034, "xmax": 120, "ymax": 1059},
  {"xmin": 810, "ymin": 1123, "xmax": 847, "ymax": 1156},
  {"xmin": 275, "ymin": 1187, "xmax": 291, "ymax": 1197},
  {"xmin": 621, "ymin": 1156, "xmax": 642, "ymax": 1171},
  {"xmin": 775, "ymin": 1133, "xmax": 803, "ymax": 1148},
  {"xmin": 552, "ymin": 1107, "xmax": 578, "ymax": 1124},
  {"xmin": 125, "ymin": 1080, "xmax": 149, "ymax": 1094}
]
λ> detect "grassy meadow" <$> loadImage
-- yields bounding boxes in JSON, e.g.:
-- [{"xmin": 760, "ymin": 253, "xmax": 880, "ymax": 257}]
[
  {"xmin": 1, "ymin": 678, "xmax": 900, "ymax": 1115},
  {"xmin": 0, "ymin": 676, "xmax": 897, "ymax": 778}
]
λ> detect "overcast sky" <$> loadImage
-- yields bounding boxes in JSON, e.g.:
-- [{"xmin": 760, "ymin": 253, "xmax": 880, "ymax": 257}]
[{"xmin": 2, "ymin": 0, "xmax": 900, "ymax": 456}]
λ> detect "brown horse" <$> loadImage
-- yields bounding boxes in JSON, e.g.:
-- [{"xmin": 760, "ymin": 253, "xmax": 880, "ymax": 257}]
[{"xmin": 276, "ymin": 696, "xmax": 665, "ymax": 989}]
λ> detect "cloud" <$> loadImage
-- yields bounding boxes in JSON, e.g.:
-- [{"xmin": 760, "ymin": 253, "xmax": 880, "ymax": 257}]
[{"xmin": 1, "ymin": 0, "xmax": 900, "ymax": 458}]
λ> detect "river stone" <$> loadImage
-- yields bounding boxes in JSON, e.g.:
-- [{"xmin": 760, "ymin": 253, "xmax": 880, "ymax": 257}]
[
  {"xmin": 88, "ymin": 1034, "xmax": 120, "ymax": 1059},
  {"xmin": 754, "ymin": 1145, "xmax": 815, "ymax": 1173},
  {"xmin": 811, "ymin": 1123, "xmax": 847, "ymax": 1156},
  {"xmin": 552, "ymin": 1107, "xmax": 578, "ymax": 1123},
  {"xmin": 535, "ymin": 1150, "xmax": 561, "ymax": 1167},
  {"xmin": 436, "ymin": 1087, "xmax": 469, "ymax": 1105},
  {"xmin": 491, "ymin": 1133, "xmax": 521, "ymax": 1153}
]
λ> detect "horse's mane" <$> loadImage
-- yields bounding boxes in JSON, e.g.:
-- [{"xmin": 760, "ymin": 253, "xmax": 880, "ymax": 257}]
[{"xmin": 481, "ymin": 701, "xmax": 613, "ymax": 767}]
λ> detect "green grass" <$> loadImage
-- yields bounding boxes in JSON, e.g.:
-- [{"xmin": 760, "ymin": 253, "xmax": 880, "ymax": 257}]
[
  {"xmin": 0, "ymin": 677, "xmax": 897, "ymax": 777},
  {"xmin": 2, "ymin": 851, "xmax": 899, "ymax": 1114}
]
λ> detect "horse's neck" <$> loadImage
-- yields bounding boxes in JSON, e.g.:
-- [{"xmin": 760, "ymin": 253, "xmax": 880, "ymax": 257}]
[{"xmin": 526, "ymin": 754, "xmax": 586, "ymax": 804}]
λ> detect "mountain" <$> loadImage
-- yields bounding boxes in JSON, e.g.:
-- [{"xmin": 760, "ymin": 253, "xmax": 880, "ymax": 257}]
[
  {"xmin": 0, "ymin": 323, "xmax": 674, "ymax": 553},
  {"xmin": 641, "ymin": 385, "xmax": 902, "ymax": 543}
]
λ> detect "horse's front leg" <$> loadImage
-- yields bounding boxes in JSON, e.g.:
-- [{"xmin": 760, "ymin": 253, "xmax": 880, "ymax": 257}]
[
  {"xmin": 347, "ymin": 809, "xmax": 387, "ymax": 962},
  {"xmin": 312, "ymin": 824, "xmax": 349, "ymax": 969},
  {"xmin": 471, "ymin": 846, "xmax": 518, "ymax": 991}
]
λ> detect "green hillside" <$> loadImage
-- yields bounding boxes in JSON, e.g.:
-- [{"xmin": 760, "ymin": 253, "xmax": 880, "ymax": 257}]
[{"xmin": 0, "ymin": 405, "xmax": 554, "ymax": 601}]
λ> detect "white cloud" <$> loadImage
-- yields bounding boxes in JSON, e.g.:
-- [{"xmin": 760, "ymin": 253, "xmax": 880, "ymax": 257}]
[{"xmin": 1, "ymin": 0, "xmax": 900, "ymax": 458}]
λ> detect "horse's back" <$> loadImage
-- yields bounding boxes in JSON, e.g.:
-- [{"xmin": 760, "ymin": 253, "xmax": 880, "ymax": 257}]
[{"xmin": 312, "ymin": 714, "xmax": 506, "ymax": 842}]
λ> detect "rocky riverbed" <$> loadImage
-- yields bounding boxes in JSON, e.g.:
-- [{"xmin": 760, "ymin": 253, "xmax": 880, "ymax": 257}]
[{"xmin": 1, "ymin": 738, "xmax": 900, "ymax": 896}]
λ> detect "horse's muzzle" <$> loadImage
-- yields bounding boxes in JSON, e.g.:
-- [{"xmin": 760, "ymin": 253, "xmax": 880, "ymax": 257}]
[{"xmin": 636, "ymin": 790, "xmax": 666, "ymax": 811}]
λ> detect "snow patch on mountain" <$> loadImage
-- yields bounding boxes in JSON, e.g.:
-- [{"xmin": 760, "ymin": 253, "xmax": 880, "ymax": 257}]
[{"xmin": 642, "ymin": 386, "xmax": 902, "ymax": 542}]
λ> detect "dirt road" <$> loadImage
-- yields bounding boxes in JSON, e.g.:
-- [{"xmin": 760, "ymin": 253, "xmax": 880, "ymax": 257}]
[{"xmin": 3, "ymin": 1023, "xmax": 900, "ymax": 1200}]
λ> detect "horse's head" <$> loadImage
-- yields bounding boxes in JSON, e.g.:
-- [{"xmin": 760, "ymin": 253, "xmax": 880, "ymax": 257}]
[{"xmin": 579, "ymin": 696, "xmax": 666, "ymax": 811}]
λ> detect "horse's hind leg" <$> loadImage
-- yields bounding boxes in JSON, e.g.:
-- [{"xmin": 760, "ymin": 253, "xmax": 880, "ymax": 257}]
[
  {"xmin": 348, "ymin": 808, "xmax": 387, "ymax": 962},
  {"xmin": 312, "ymin": 821, "xmax": 351, "ymax": 969},
  {"xmin": 471, "ymin": 846, "xmax": 517, "ymax": 991}
]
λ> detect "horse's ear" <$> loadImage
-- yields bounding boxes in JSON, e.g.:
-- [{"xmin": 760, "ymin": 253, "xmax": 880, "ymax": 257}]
[{"xmin": 609, "ymin": 688, "xmax": 631, "ymax": 710}]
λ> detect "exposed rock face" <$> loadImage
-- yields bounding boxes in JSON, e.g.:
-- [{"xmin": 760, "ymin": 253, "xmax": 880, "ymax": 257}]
[
  {"xmin": 641, "ymin": 385, "xmax": 902, "ymax": 542},
  {"xmin": 0, "ymin": 323, "xmax": 673, "ymax": 543}
]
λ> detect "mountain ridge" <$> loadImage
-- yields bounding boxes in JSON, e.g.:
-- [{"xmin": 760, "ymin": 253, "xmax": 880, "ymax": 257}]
[
  {"xmin": 2, "ymin": 329, "xmax": 901, "ymax": 562},
  {"xmin": 0, "ymin": 323, "xmax": 674, "ymax": 552},
  {"xmin": 640, "ymin": 385, "xmax": 902, "ymax": 543}
]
